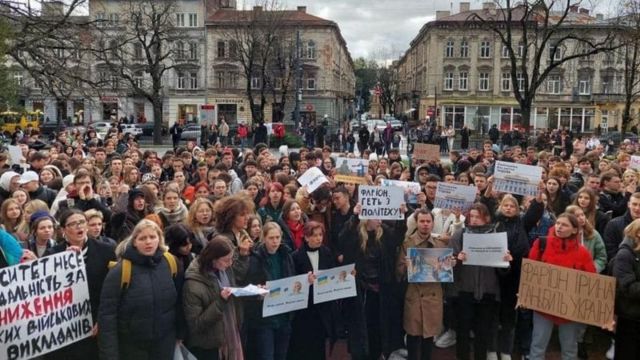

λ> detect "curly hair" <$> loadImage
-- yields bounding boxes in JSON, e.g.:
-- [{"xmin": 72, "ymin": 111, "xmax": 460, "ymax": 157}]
[{"xmin": 214, "ymin": 194, "xmax": 255, "ymax": 234}]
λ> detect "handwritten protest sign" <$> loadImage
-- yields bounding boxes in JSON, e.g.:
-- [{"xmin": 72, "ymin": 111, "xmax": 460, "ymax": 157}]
[
  {"xmin": 263, "ymin": 274, "xmax": 310, "ymax": 317},
  {"xmin": 297, "ymin": 167, "xmax": 329, "ymax": 193},
  {"xmin": 358, "ymin": 185, "xmax": 404, "ymax": 220},
  {"xmin": 630, "ymin": 155, "xmax": 640, "ymax": 170},
  {"xmin": 334, "ymin": 157, "xmax": 369, "ymax": 184},
  {"xmin": 313, "ymin": 264, "xmax": 357, "ymax": 304},
  {"xmin": 434, "ymin": 182, "xmax": 477, "ymax": 211},
  {"xmin": 407, "ymin": 248, "xmax": 454, "ymax": 283},
  {"xmin": 517, "ymin": 259, "xmax": 616, "ymax": 327},
  {"xmin": 412, "ymin": 143, "xmax": 440, "ymax": 161},
  {"xmin": 380, "ymin": 179, "xmax": 421, "ymax": 203},
  {"xmin": 0, "ymin": 252, "xmax": 93, "ymax": 360},
  {"xmin": 493, "ymin": 161, "xmax": 542, "ymax": 196},
  {"xmin": 462, "ymin": 232, "xmax": 509, "ymax": 268}
]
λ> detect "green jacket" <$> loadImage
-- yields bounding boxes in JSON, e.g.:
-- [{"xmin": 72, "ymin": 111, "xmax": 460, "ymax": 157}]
[{"xmin": 583, "ymin": 230, "xmax": 608, "ymax": 273}]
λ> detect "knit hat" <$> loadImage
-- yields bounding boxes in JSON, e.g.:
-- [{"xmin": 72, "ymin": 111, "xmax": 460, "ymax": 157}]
[
  {"xmin": 129, "ymin": 188, "xmax": 145, "ymax": 200},
  {"xmin": 29, "ymin": 210, "xmax": 54, "ymax": 226}
]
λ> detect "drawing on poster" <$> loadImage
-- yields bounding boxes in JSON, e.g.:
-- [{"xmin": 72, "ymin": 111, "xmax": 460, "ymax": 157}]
[
  {"xmin": 493, "ymin": 161, "xmax": 542, "ymax": 197},
  {"xmin": 381, "ymin": 179, "xmax": 421, "ymax": 203},
  {"xmin": 434, "ymin": 182, "xmax": 477, "ymax": 211},
  {"xmin": 406, "ymin": 248, "xmax": 454, "ymax": 283},
  {"xmin": 335, "ymin": 157, "xmax": 369, "ymax": 184}
]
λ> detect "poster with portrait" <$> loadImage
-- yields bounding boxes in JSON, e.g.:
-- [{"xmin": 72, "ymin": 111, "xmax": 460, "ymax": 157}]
[
  {"xmin": 313, "ymin": 264, "xmax": 357, "ymax": 304},
  {"xmin": 493, "ymin": 161, "xmax": 542, "ymax": 197},
  {"xmin": 406, "ymin": 248, "xmax": 454, "ymax": 283},
  {"xmin": 381, "ymin": 179, "xmax": 421, "ymax": 204},
  {"xmin": 334, "ymin": 157, "xmax": 369, "ymax": 184},
  {"xmin": 434, "ymin": 182, "xmax": 477, "ymax": 211},
  {"xmin": 263, "ymin": 274, "xmax": 310, "ymax": 317}
]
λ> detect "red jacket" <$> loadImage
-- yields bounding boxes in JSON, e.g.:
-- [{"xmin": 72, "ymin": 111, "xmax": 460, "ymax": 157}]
[
  {"xmin": 528, "ymin": 226, "xmax": 596, "ymax": 324},
  {"xmin": 238, "ymin": 125, "xmax": 248, "ymax": 138}
]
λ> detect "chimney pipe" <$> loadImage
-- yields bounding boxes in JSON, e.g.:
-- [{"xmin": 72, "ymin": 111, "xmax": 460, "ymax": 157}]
[
  {"xmin": 460, "ymin": 2, "xmax": 470, "ymax": 12},
  {"xmin": 436, "ymin": 10, "xmax": 451, "ymax": 20},
  {"xmin": 253, "ymin": 5, "xmax": 263, "ymax": 11},
  {"xmin": 297, "ymin": 6, "xmax": 307, "ymax": 13},
  {"xmin": 482, "ymin": 2, "xmax": 496, "ymax": 10},
  {"xmin": 596, "ymin": 13, "xmax": 604, "ymax": 20}
]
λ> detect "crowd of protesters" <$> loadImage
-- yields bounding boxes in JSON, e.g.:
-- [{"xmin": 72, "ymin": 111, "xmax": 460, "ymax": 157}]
[{"xmin": 0, "ymin": 119, "xmax": 639, "ymax": 360}]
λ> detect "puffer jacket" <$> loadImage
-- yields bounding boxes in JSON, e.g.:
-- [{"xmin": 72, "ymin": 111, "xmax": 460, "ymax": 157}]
[
  {"xmin": 613, "ymin": 237, "xmax": 640, "ymax": 321},
  {"xmin": 98, "ymin": 245, "xmax": 183, "ymax": 360},
  {"xmin": 529, "ymin": 226, "xmax": 596, "ymax": 324},
  {"xmin": 183, "ymin": 258, "xmax": 243, "ymax": 350}
]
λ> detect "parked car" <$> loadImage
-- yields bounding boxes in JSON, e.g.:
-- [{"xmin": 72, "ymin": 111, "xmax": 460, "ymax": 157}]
[
  {"xmin": 121, "ymin": 124, "xmax": 143, "ymax": 140},
  {"xmin": 88, "ymin": 122, "xmax": 112, "ymax": 139},
  {"xmin": 600, "ymin": 131, "xmax": 638, "ymax": 146},
  {"xmin": 138, "ymin": 122, "xmax": 169, "ymax": 137},
  {"xmin": 387, "ymin": 119, "xmax": 403, "ymax": 131},
  {"xmin": 180, "ymin": 125, "xmax": 201, "ymax": 140}
]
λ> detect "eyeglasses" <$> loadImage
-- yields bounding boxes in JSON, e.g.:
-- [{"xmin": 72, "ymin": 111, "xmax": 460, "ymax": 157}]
[{"xmin": 66, "ymin": 220, "xmax": 87, "ymax": 228}]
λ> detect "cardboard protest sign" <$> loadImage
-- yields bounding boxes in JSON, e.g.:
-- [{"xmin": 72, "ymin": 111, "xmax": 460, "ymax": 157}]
[
  {"xmin": 462, "ymin": 232, "xmax": 509, "ymax": 268},
  {"xmin": 407, "ymin": 248, "xmax": 454, "ymax": 283},
  {"xmin": 412, "ymin": 143, "xmax": 440, "ymax": 161},
  {"xmin": 630, "ymin": 155, "xmax": 640, "ymax": 170},
  {"xmin": 358, "ymin": 185, "xmax": 404, "ymax": 220},
  {"xmin": 0, "ymin": 252, "xmax": 93, "ymax": 360},
  {"xmin": 434, "ymin": 182, "xmax": 477, "ymax": 211},
  {"xmin": 380, "ymin": 179, "xmax": 421, "ymax": 203},
  {"xmin": 263, "ymin": 274, "xmax": 310, "ymax": 317},
  {"xmin": 493, "ymin": 161, "xmax": 542, "ymax": 197},
  {"xmin": 297, "ymin": 167, "xmax": 329, "ymax": 193},
  {"xmin": 334, "ymin": 157, "xmax": 369, "ymax": 184},
  {"xmin": 313, "ymin": 264, "xmax": 357, "ymax": 304},
  {"xmin": 517, "ymin": 259, "xmax": 616, "ymax": 328}
]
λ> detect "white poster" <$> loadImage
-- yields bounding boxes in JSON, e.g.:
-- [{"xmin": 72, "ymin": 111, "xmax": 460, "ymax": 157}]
[
  {"xmin": 0, "ymin": 252, "xmax": 93, "ymax": 360},
  {"xmin": 313, "ymin": 264, "xmax": 357, "ymax": 304},
  {"xmin": 358, "ymin": 185, "xmax": 405, "ymax": 220},
  {"xmin": 334, "ymin": 157, "xmax": 369, "ymax": 184},
  {"xmin": 493, "ymin": 161, "xmax": 542, "ymax": 197},
  {"xmin": 8, "ymin": 145, "xmax": 24, "ymax": 166},
  {"xmin": 263, "ymin": 274, "xmax": 310, "ymax": 317},
  {"xmin": 380, "ymin": 179, "xmax": 421, "ymax": 204},
  {"xmin": 630, "ymin": 155, "xmax": 640, "ymax": 170},
  {"xmin": 434, "ymin": 182, "xmax": 477, "ymax": 211},
  {"xmin": 462, "ymin": 232, "xmax": 510, "ymax": 268},
  {"xmin": 297, "ymin": 167, "xmax": 329, "ymax": 193}
]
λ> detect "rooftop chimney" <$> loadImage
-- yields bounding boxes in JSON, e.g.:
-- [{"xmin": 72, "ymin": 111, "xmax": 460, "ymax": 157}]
[
  {"xmin": 482, "ymin": 2, "xmax": 496, "ymax": 10},
  {"xmin": 569, "ymin": 5, "xmax": 579, "ymax": 13},
  {"xmin": 460, "ymin": 2, "xmax": 470, "ymax": 12},
  {"xmin": 596, "ymin": 13, "xmax": 604, "ymax": 20},
  {"xmin": 436, "ymin": 10, "xmax": 450, "ymax": 20},
  {"xmin": 41, "ymin": 0, "xmax": 65, "ymax": 17},
  {"xmin": 579, "ymin": 8, "xmax": 589, "ymax": 14},
  {"xmin": 253, "ymin": 5, "xmax": 263, "ymax": 11},
  {"xmin": 297, "ymin": 6, "xmax": 307, "ymax": 13}
]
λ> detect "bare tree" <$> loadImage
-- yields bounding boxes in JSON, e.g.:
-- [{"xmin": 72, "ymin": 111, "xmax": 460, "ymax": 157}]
[
  {"xmin": 617, "ymin": 0, "xmax": 640, "ymax": 131},
  {"xmin": 92, "ymin": 0, "xmax": 181, "ymax": 144},
  {"xmin": 469, "ymin": 0, "xmax": 619, "ymax": 131},
  {"xmin": 377, "ymin": 66, "xmax": 399, "ymax": 116}
]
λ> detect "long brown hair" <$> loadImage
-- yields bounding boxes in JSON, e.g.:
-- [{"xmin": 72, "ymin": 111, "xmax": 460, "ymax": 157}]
[
  {"xmin": 572, "ymin": 187, "xmax": 597, "ymax": 228},
  {"xmin": 565, "ymin": 205, "xmax": 594, "ymax": 239},
  {"xmin": 214, "ymin": 194, "xmax": 255, "ymax": 233},
  {"xmin": 198, "ymin": 235, "xmax": 234, "ymax": 274}
]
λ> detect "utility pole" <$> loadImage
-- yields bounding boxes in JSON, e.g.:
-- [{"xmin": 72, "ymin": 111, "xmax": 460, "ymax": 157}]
[{"xmin": 293, "ymin": 30, "xmax": 302, "ymax": 131}]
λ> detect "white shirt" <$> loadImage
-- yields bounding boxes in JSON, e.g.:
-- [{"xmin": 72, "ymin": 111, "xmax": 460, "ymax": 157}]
[{"xmin": 306, "ymin": 250, "xmax": 319, "ymax": 272}]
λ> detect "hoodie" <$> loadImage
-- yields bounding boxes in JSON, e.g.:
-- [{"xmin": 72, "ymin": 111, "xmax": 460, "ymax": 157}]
[{"xmin": 0, "ymin": 171, "xmax": 18, "ymax": 203}]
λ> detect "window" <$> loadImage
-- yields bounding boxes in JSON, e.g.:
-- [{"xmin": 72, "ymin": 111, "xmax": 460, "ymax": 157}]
[
  {"xmin": 229, "ymin": 72, "xmax": 238, "ymax": 88},
  {"xmin": 217, "ymin": 71, "xmax": 225, "ymax": 88},
  {"xmin": 217, "ymin": 41, "xmax": 225, "ymax": 58},
  {"xmin": 133, "ymin": 43, "xmax": 143, "ymax": 60},
  {"xmin": 445, "ymin": 40, "xmax": 454, "ymax": 58},
  {"xmin": 459, "ymin": 71, "xmax": 468, "ymax": 90},
  {"xmin": 604, "ymin": 51, "xmax": 615, "ymax": 64},
  {"xmin": 188, "ymin": 13, "xmax": 197, "ymax": 27},
  {"xmin": 518, "ymin": 42, "xmax": 525, "ymax": 57},
  {"xmin": 177, "ymin": 71, "xmax": 185, "ymax": 89},
  {"xmin": 95, "ymin": 12, "xmax": 106, "ymax": 26},
  {"xmin": 108, "ymin": 40, "xmax": 118, "ymax": 59},
  {"xmin": 189, "ymin": 43, "xmax": 198, "ymax": 59},
  {"xmin": 480, "ymin": 41, "xmax": 491, "ymax": 58},
  {"xmin": 251, "ymin": 76, "xmax": 261, "ymax": 89},
  {"xmin": 516, "ymin": 72, "xmax": 525, "ymax": 92},
  {"xmin": 175, "ymin": 41, "xmax": 185, "ymax": 59},
  {"xmin": 13, "ymin": 73, "xmax": 23, "ymax": 87},
  {"xmin": 501, "ymin": 73, "xmax": 511, "ymax": 91},
  {"xmin": 306, "ymin": 41, "xmax": 316, "ymax": 59},
  {"xmin": 578, "ymin": 75, "xmax": 591, "ymax": 95},
  {"xmin": 176, "ymin": 13, "xmax": 185, "ymax": 27},
  {"xmin": 228, "ymin": 40, "xmax": 238, "ymax": 59},
  {"xmin": 547, "ymin": 75, "xmax": 561, "ymax": 94},
  {"xmin": 501, "ymin": 45, "xmax": 510, "ymax": 58},
  {"xmin": 307, "ymin": 76, "xmax": 316, "ymax": 89},
  {"xmin": 460, "ymin": 40, "xmax": 469, "ymax": 58},
  {"xmin": 549, "ymin": 44, "xmax": 562, "ymax": 62},
  {"xmin": 189, "ymin": 72, "xmax": 198, "ymax": 89},
  {"xmin": 444, "ymin": 72, "xmax": 454, "ymax": 90},
  {"xmin": 53, "ymin": 47, "xmax": 64, "ymax": 58},
  {"xmin": 109, "ymin": 13, "xmax": 119, "ymax": 26},
  {"xmin": 134, "ymin": 71, "xmax": 143, "ymax": 88},
  {"xmin": 110, "ymin": 74, "xmax": 119, "ymax": 89},
  {"xmin": 479, "ymin": 72, "xmax": 490, "ymax": 91}
]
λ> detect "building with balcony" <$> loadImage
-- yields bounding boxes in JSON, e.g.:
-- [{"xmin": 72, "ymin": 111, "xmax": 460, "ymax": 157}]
[{"xmin": 395, "ymin": 2, "xmax": 636, "ymax": 134}]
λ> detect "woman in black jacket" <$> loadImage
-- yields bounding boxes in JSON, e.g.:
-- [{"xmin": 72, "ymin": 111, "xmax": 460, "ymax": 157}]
[
  {"xmin": 288, "ymin": 221, "xmax": 337, "ymax": 360},
  {"xmin": 245, "ymin": 222, "xmax": 296, "ymax": 360},
  {"xmin": 98, "ymin": 219, "xmax": 184, "ymax": 360},
  {"xmin": 612, "ymin": 219, "xmax": 640, "ymax": 360}
]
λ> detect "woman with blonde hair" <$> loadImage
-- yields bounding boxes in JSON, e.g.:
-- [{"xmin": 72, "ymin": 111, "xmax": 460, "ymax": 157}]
[
  {"xmin": 15, "ymin": 199, "xmax": 49, "ymax": 242},
  {"xmin": 99, "ymin": 219, "xmax": 181, "ymax": 360},
  {"xmin": 187, "ymin": 197, "xmax": 216, "ymax": 254},
  {"xmin": 123, "ymin": 165, "xmax": 140, "ymax": 188},
  {"xmin": 622, "ymin": 169, "xmax": 640, "ymax": 192},
  {"xmin": 612, "ymin": 218, "xmax": 640, "ymax": 359}
]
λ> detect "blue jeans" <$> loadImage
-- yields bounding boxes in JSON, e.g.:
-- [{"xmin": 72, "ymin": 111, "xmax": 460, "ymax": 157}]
[
  {"xmin": 252, "ymin": 324, "xmax": 291, "ymax": 360},
  {"xmin": 529, "ymin": 312, "xmax": 579, "ymax": 360}
]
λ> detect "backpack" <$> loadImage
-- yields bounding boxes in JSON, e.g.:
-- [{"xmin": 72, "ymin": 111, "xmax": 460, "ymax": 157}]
[
  {"xmin": 536, "ymin": 236, "xmax": 548, "ymax": 261},
  {"xmin": 108, "ymin": 252, "xmax": 178, "ymax": 289}
]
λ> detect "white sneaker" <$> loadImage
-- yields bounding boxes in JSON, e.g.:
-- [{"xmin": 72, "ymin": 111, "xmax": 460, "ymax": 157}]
[
  {"xmin": 500, "ymin": 355, "xmax": 512, "ymax": 360},
  {"xmin": 434, "ymin": 329, "xmax": 456, "ymax": 348},
  {"xmin": 606, "ymin": 340, "xmax": 615, "ymax": 360},
  {"xmin": 486, "ymin": 352, "xmax": 498, "ymax": 360}
]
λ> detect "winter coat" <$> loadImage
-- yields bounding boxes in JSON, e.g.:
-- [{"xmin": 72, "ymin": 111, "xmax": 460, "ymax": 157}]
[
  {"xmin": 98, "ymin": 246, "xmax": 183, "ymax": 360},
  {"xmin": 599, "ymin": 190, "xmax": 631, "ymax": 218},
  {"xmin": 612, "ymin": 237, "xmax": 640, "ymax": 321},
  {"xmin": 396, "ymin": 231, "xmax": 449, "ymax": 338},
  {"xmin": 56, "ymin": 196, "xmax": 112, "ymax": 223},
  {"xmin": 0, "ymin": 228, "xmax": 23, "ymax": 268},
  {"xmin": 29, "ymin": 185, "xmax": 58, "ymax": 208},
  {"xmin": 604, "ymin": 212, "xmax": 634, "ymax": 261},
  {"xmin": 528, "ymin": 226, "xmax": 596, "ymax": 324},
  {"xmin": 182, "ymin": 258, "xmax": 243, "ymax": 350},
  {"xmin": 581, "ymin": 231, "xmax": 608, "ymax": 273},
  {"xmin": 258, "ymin": 203, "xmax": 283, "ymax": 224}
]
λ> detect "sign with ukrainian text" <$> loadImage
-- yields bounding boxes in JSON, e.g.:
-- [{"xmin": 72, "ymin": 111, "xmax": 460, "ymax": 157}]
[
  {"xmin": 313, "ymin": 264, "xmax": 357, "ymax": 304},
  {"xmin": 358, "ymin": 185, "xmax": 404, "ymax": 220}
]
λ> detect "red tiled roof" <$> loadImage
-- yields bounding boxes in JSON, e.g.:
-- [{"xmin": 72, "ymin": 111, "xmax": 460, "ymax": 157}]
[{"xmin": 207, "ymin": 9, "xmax": 334, "ymax": 26}]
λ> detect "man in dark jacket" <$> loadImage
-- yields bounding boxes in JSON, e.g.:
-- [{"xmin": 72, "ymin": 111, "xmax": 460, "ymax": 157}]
[
  {"xmin": 599, "ymin": 171, "xmax": 633, "ymax": 218},
  {"xmin": 56, "ymin": 171, "xmax": 112, "ymax": 222},
  {"xmin": 108, "ymin": 188, "xmax": 151, "ymax": 242},
  {"xmin": 19, "ymin": 170, "xmax": 57, "ymax": 207},
  {"xmin": 604, "ymin": 193, "xmax": 640, "ymax": 260},
  {"xmin": 254, "ymin": 121, "xmax": 268, "ymax": 145},
  {"xmin": 488, "ymin": 124, "xmax": 500, "ymax": 144}
]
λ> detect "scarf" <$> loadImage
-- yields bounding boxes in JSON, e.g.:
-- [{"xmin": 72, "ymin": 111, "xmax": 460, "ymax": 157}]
[
  {"xmin": 156, "ymin": 202, "xmax": 188, "ymax": 226},
  {"xmin": 286, "ymin": 220, "xmax": 304, "ymax": 250},
  {"xmin": 210, "ymin": 269, "xmax": 243, "ymax": 360}
]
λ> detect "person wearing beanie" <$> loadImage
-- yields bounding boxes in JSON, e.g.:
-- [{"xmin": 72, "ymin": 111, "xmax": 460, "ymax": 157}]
[
  {"xmin": 108, "ymin": 188, "xmax": 152, "ymax": 242},
  {"xmin": 25, "ymin": 210, "xmax": 57, "ymax": 258}
]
